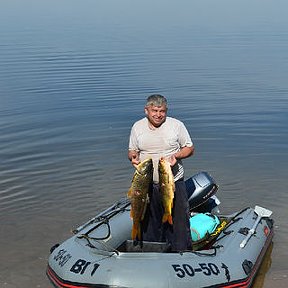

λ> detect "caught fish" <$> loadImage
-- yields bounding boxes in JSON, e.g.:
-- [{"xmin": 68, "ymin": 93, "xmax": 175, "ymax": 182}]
[
  {"xmin": 127, "ymin": 158, "xmax": 153, "ymax": 240},
  {"xmin": 159, "ymin": 157, "xmax": 175, "ymax": 225}
]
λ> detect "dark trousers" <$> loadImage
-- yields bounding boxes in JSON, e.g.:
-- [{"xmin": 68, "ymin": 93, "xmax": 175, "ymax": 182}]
[{"xmin": 142, "ymin": 179, "xmax": 192, "ymax": 251}]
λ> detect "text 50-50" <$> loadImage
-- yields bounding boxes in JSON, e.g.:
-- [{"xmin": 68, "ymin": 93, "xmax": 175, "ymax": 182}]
[{"xmin": 172, "ymin": 263, "xmax": 220, "ymax": 278}]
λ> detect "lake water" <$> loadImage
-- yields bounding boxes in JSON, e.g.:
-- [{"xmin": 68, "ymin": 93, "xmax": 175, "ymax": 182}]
[{"xmin": 0, "ymin": 0, "xmax": 287, "ymax": 287}]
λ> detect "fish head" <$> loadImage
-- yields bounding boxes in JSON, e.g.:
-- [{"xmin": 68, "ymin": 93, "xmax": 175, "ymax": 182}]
[
  {"xmin": 158, "ymin": 157, "xmax": 170, "ymax": 174},
  {"xmin": 136, "ymin": 158, "xmax": 153, "ymax": 175}
]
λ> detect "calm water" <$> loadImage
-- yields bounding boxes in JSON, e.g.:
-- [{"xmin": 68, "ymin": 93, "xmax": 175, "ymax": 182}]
[{"xmin": 0, "ymin": 1, "xmax": 288, "ymax": 287}]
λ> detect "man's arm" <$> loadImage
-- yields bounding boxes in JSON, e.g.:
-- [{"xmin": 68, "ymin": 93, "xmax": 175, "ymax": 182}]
[
  {"xmin": 175, "ymin": 146, "xmax": 194, "ymax": 160},
  {"xmin": 169, "ymin": 146, "xmax": 194, "ymax": 166}
]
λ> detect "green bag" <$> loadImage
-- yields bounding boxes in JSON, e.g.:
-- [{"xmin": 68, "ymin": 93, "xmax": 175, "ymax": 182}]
[{"xmin": 189, "ymin": 213, "xmax": 220, "ymax": 241}]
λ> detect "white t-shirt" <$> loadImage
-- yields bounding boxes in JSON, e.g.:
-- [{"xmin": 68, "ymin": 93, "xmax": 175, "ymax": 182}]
[{"xmin": 128, "ymin": 116, "xmax": 193, "ymax": 183}]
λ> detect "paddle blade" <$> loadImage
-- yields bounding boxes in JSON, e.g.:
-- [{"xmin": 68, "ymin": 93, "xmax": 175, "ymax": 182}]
[{"xmin": 254, "ymin": 205, "xmax": 272, "ymax": 218}]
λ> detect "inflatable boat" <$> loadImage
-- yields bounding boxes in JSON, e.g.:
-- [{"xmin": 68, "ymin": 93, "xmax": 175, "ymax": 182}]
[{"xmin": 46, "ymin": 172, "xmax": 274, "ymax": 288}]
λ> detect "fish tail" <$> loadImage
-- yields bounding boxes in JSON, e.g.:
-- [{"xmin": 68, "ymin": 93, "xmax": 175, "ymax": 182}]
[
  {"xmin": 167, "ymin": 215, "xmax": 173, "ymax": 225},
  {"xmin": 131, "ymin": 223, "xmax": 142, "ymax": 240},
  {"xmin": 162, "ymin": 213, "xmax": 173, "ymax": 225}
]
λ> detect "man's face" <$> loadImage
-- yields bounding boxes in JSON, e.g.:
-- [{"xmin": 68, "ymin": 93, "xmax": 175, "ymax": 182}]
[{"xmin": 145, "ymin": 104, "xmax": 167, "ymax": 127}]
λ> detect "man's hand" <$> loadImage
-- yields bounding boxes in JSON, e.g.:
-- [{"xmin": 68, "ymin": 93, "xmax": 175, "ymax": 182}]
[
  {"xmin": 131, "ymin": 154, "xmax": 140, "ymax": 168},
  {"xmin": 128, "ymin": 150, "xmax": 140, "ymax": 168},
  {"xmin": 166, "ymin": 146, "xmax": 194, "ymax": 167},
  {"xmin": 166, "ymin": 154, "xmax": 177, "ymax": 166}
]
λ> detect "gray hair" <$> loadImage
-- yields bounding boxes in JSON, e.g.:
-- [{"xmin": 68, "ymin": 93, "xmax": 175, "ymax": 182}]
[{"xmin": 146, "ymin": 94, "xmax": 168, "ymax": 107}]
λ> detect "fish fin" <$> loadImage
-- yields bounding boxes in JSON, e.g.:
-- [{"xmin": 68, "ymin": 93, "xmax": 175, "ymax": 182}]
[
  {"xmin": 131, "ymin": 223, "xmax": 137, "ymax": 240},
  {"xmin": 134, "ymin": 163, "xmax": 142, "ymax": 174},
  {"xmin": 140, "ymin": 196, "xmax": 149, "ymax": 221},
  {"xmin": 127, "ymin": 188, "xmax": 133, "ymax": 198},
  {"xmin": 137, "ymin": 225, "xmax": 142, "ymax": 241}
]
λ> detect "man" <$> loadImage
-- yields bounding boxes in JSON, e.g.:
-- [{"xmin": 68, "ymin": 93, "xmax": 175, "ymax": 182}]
[{"xmin": 128, "ymin": 94, "xmax": 194, "ymax": 251}]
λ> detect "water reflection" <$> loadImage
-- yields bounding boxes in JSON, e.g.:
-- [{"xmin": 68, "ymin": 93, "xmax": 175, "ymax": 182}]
[{"xmin": 252, "ymin": 243, "xmax": 273, "ymax": 288}]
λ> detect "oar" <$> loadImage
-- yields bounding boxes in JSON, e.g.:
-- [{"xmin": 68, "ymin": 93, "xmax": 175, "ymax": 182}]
[{"xmin": 240, "ymin": 205, "xmax": 272, "ymax": 249}]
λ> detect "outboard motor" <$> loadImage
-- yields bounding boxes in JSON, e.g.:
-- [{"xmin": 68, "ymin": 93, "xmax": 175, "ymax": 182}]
[{"xmin": 185, "ymin": 172, "xmax": 220, "ymax": 213}]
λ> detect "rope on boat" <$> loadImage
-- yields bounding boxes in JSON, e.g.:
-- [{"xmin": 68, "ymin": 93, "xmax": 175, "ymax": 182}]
[
  {"xmin": 78, "ymin": 235, "xmax": 120, "ymax": 256},
  {"xmin": 77, "ymin": 220, "xmax": 121, "ymax": 255},
  {"xmin": 73, "ymin": 197, "xmax": 130, "ymax": 234},
  {"xmin": 78, "ymin": 218, "xmax": 111, "ymax": 241},
  {"xmin": 76, "ymin": 198, "xmax": 131, "ymax": 253},
  {"xmin": 190, "ymin": 246, "xmax": 221, "ymax": 257}
]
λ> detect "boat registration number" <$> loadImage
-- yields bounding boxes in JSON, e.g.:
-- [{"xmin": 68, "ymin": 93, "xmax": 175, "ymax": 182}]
[
  {"xmin": 171, "ymin": 262, "xmax": 229, "ymax": 279},
  {"xmin": 53, "ymin": 249, "xmax": 100, "ymax": 276}
]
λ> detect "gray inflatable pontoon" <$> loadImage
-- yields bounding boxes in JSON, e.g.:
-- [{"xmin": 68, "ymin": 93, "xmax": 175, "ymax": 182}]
[{"xmin": 47, "ymin": 172, "xmax": 273, "ymax": 288}]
